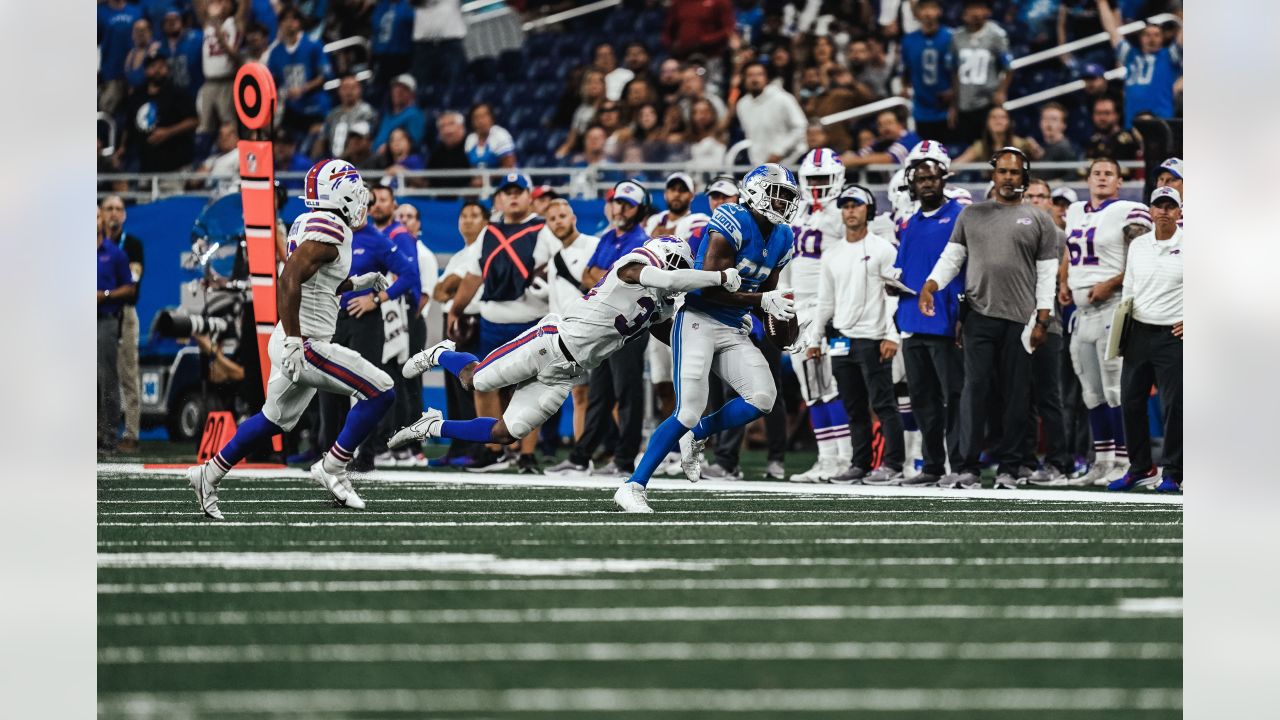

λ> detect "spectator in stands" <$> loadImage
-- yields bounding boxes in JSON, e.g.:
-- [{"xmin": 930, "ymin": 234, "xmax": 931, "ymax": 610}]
[
  {"xmin": 433, "ymin": 200, "xmax": 488, "ymax": 466},
  {"xmin": 847, "ymin": 36, "xmax": 891, "ymax": 100},
  {"xmin": 842, "ymin": 108, "xmax": 920, "ymax": 169},
  {"xmin": 734, "ymin": 61, "xmax": 807, "ymax": 165},
  {"xmin": 555, "ymin": 69, "xmax": 607, "ymax": 159},
  {"xmin": 621, "ymin": 42, "xmax": 654, "ymax": 84},
  {"xmin": 411, "ymin": 0, "xmax": 466, "ymax": 89},
  {"xmin": 322, "ymin": 75, "xmax": 379, "ymax": 158},
  {"xmin": 611, "ymin": 104, "xmax": 665, "ymax": 162},
  {"xmin": 656, "ymin": 58, "xmax": 684, "ymax": 108},
  {"xmin": 543, "ymin": 199, "xmax": 600, "ymax": 440},
  {"xmin": 381, "ymin": 127, "xmax": 426, "ymax": 184},
  {"xmin": 465, "ymin": 103, "xmax": 517, "ymax": 171},
  {"xmin": 272, "ymin": 129, "xmax": 314, "ymax": 190},
  {"xmin": 596, "ymin": 102, "xmax": 625, "ymax": 158},
  {"xmin": 951, "ymin": 0, "xmax": 1014, "ymax": 146},
  {"xmin": 531, "ymin": 186, "xmax": 558, "ymax": 217},
  {"xmin": 117, "ymin": 52, "xmax": 199, "ymax": 173},
  {"xmin": 123, "ymin": 19, "xmax": 161, "ymax": 93},
  {"xmin": 954, "ymin": 106, "xmax": 1042, "ymax": 165},
  {"xmin": 678, "ymin": 65, "xmax": 728, "ymax": 125},
  {"xmin": 1007, "ymin": 0, "xmax": 1061, "ymax": 51},
  {"xmin": 97, "ymin": 207, "xmax": 136, "ymax": 453},
  {"xmin": 1035, "ymin": 102, "xmax": 1080, "ymax": 180},
  {"xmin": 1155, "ymin": 156, "xmax": 1183, "ymax": 196},
  {"xmin": 267, "ymin": 6, "xmax": 333, "ymax": 135},
  {"xmin": 900, "ymin": 0, "xmax": 955, "ymax": 144},
  {"xmin": 99, "ymin": 0, "xmax": 144, "ymax": 112},
  {"xmin": 807, "ymin": 35, "xmax": 843, "ymax": 85},
  {"xmin": 804, "ymin": 66, "xmax": 872, "ymax": 154},
  {"xmin": 427, "ymin": 110, "xmax": 471, "ymax": 196},
  {"xmin": 686, "ymin": 98, "xmax": 728, "ymax": 168},
  {"xmin": 663, "ymin": 0, "xmax": 735, "ymax": 84},
  {"xmin": 1050, "ymin": 186, "xmax": 1077, "ymax": 229},
  {"xmin": 242, "ymin": 22, "xmax": 271, "ymax": 64},
  {"xmin": 160, "ymin": 9, "xmax": 204, "ymax": 100},
  {"xmin": 1084, "ymin": 96, "xmax": 1141, "ymax": 165},
  {"xmin": 660, "ymin": 104, "xmax": 689, "ymax": 148},
  {"xmin": 371, "ymin": 0, "xmax": 416, "ymax": 101},
  {"xmin": 98, "ymin": 196, "xmax": 143, "ymax": 454},
  {"xmin": 193, "ymin": 122, "xmax": 242, "ymax": 195},
  {"xmin": 338, "ymin": 120, "xmax": 377, "ymax": 168},
  {"xmin": 572, "ymin": 125, "xmax": 609, "ymax": 166},
  {"xmin": 372, "ymin": 74, "xmax": 426, "ymax": 157},
  {"xmin": 193, "ymin": 0, "xmax": 247, "ymax": 158},
  {"xmin": 620, "ymin": 77, "xmax": 661, "ymax": 125},
  {"xmin": 593, "ymin": 42, "xmax": 632, "ymax": 102},
  {"xmin": 1099, "ymin": 0, "xmax": 1182, "ymax": 128},
  {"xmin": 768, "ymin": 44, "xmax": 798, "ymax": 95}
]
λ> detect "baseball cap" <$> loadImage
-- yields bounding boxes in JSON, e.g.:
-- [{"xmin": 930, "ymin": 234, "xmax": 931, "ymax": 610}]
[
  {"xmin": 1157, "ymin": 157, "xmax": 1183, "ymax": 180},
  {"xmin": 497, "ymin": 173, "xmax": 532, "ymax": 192},
  {"xmin": 1081, "ymin": 63, "xmax": 1107, "ymax": 79},
  {"xmin": 706, "ymin": 176, "xmax": 739, "ymax": 197},
  {"xmin": 665, "ymin": 171, "xmax": 695, "ymax": 193},
  {"xmin": 612, "ymin": 180, "xmax": 647, "ymax": 207},
  {"xmin": 1050, "ymin": 186, "xmax": 1078, "ymax": 205},
  {"xmin": 531, "ymin": 184, "xmax": 558, "ymax": 200},
  {"xmin": 348, "ymin": 120, "xmax": 372, "ymax": 138},
  {"xmin": 836, "ymin": 185, "xmax": 873, "ymax": 207},
  {"xmin": 1149, "ymin": 186, "xmax": 1182, "ymax": 207},
  {"xmin": 392, "ymin": 73, "xmax": 417, "ymax": 93}
]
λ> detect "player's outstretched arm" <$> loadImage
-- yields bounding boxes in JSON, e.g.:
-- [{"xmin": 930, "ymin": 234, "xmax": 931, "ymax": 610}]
[
  {"xmin": 695, "ymin": 231, "xmax": 770, "ymax": 306},
  {"xmin": 617, "ymin": 261, "xmax": 739, "ymax": 292},
  {"xmin": 277, "ymin": 240, "xmax": 339, "ymax": 337}
]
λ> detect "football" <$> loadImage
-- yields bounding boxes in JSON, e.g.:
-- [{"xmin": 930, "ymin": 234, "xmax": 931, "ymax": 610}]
[{"xmin": 764, "ymin": 293, "xmax": 799, "ymax": 348}]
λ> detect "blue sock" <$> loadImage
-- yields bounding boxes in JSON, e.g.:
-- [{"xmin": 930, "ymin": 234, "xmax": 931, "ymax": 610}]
[
  {"xmin": 826, "ymin": 399, "xmax": 850, "ymax": 428},
  {"xmin": 441, "ymin": 417, "xmax": 498, "ymax": 443},
  {"xmin": 899, "ymin": 399, "xmax": 918, "ymax": 432},
  {"xmin": 336, "ymin": 390, "xmax": 396, "ymax": 453},
  {"xmin": 630, "ymin": 416, "xmax": 690, "ymax": 487},
  {"xmin": 808, "ymin": 402, "xmax": 832, "ymax": 432},
  {"xmin": 212, "ymin": 413, "xmax": 283, "ymax": 474},
  {"xmin": 439, "ymin": 350, "xmax": 479, "ymax": 377},
  {"xmin": 1088, "ymin": 405, "xmax": 1112, "ymax": 442},
  {"xmin": 692, "ymin": 397, "xmax": 766, "ymax": 441}
]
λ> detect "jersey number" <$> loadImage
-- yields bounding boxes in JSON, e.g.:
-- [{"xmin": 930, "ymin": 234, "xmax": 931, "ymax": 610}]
[
  {"xmin": 958, "ymin": 48, "xmax": 991, "ymax": 85},
  {"xmin": 921, "ymin": 47, "xmax": 939, "ymax": 85},
  {"xmin": 615, "ymin": 297, "xmax": 657, "ymax": 338},
  {"xmin": 793, "ymin": 228, "xmax": 822, "ymax": 259},
  {"xmin": 1066, "ymin": 227, "xmax": 1099, "ymax": 266}
]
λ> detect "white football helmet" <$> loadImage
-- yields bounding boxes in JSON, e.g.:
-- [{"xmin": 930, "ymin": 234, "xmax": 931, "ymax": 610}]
[
  {"xmin": 741, "ymin": 163, "xmax": 801, "ymax": 225},
  {"xmin": 301, "ymin": 159, "xmax": 370, "ymax": 229},
  {"xmin": 888, "ymin": 167, "xmax": 916, "ymax": 222},
  {"xmin": 643, "ymin": 234, "xmax": 695, "ymax": 271},
  {"xmin": 904, "ymin": 139, "xmax": 951, "ymax": 174},
  {"xmin": 798, "ymin": 147, "xmax": 845, "ymax": 207}
]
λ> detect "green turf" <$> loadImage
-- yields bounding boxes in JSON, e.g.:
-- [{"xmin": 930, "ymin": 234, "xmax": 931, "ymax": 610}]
[{"xmin": 98, "ymin": 446, "xmax": 1182, "ymax": 719}]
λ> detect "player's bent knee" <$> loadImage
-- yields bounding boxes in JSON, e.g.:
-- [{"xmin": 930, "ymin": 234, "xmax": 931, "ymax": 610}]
[
  {"xmin": 500, "ymin": 417, "xmax": 530, "ymax": 443},
  {"xmin": 674, "ymin": 406, "xmax": 702, "ymax": 429},
  {"xmin": 262, "ymin": 408, "xmax": 301, "ymax": 433},
  {"xmin": 744, "ymin": 387, "xmax": 777, "ymax": 414},
  {"xmin": 472, "ymin": 368, "xmax": 502, "ymax": 394},
  {"xmin": 1104, "ymin": 390, "xmax": 1122, "ymax": 408}
]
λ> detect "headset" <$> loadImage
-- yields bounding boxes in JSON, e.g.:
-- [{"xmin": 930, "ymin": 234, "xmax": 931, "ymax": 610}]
[
  {"xmin": 835, "ymin": 183, "xmax": 877, "ymax": 220},
  {"xmin": 989, "ymin": 145, "xmax": 1031, "ymax": 193}
]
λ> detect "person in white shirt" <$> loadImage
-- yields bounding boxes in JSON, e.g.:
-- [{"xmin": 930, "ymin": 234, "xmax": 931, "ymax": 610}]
[
  {"xmin": 541, "ymin": 199, "xmax": 600, "ymax": 439},
  {"xmin": 193, "ymin": 0, "xmax": 245, "ymax": 141},
  {"xmin": 734, "ymin": 62, "xmax": 808, "ymax": 165},
  {"xmin": 1111, "ymin": 187, "xmax": 1183, "ymax": 494},
  {"xmin": 809, "ymin": 185, "xmax": 905, "ymax": 485}
]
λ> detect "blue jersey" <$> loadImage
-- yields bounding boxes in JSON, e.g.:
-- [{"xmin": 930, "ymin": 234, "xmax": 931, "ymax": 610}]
[
  {"xmin": 164, "ymin": 29, "xmax": 205, "ymax": 100},
  {"xmin": 901, "ymin": 28, "xmax": 954, "ymax": 123},
  {"xmin": 267, "ymin": 36, "xmax": 333, "ymax": 118},
  {"xmin": 372, "ymin": 0, "xmax": 415, "ymax": 57},
  {"xmin": 382, "ymin": 220, "xmax": 422, "ymax": 309},
  {"xmin": 97, "ymin": 240, "xmax": 133, "ymax": 318},
  {"xmin": 1117, "ymin": 39, "xmax": 1182, "ymax": 128},
  {"xmin": 894, "ymin": 198, "xmax": 966, "ymax": 338},
  {"xmin": 343, "ymin": 224, "xmax": 418, "ymax": 307},
  {"xmin": 685, "ymin": 203, "xmax": 794, "ymax": 327},
  {"xmin": 587, "ymin": 223, "xmax": 648, "ymax": 272},
  {"xmin": 98, "ymin": 2, "xmax": 143, "ymax": 82}
]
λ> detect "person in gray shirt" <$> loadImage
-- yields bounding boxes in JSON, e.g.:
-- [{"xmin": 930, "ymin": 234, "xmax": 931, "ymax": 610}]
[
  {"xmin": 950, "ymin": 0, "xmax": 1013, "ymax": 146},
  {"xmin": 1037, "ymin": 102, "xmax": 1081, "ymax": 181},
  {"xmin": 919, "ymin": 148, "xmax": 1060, "ymax": 489}
]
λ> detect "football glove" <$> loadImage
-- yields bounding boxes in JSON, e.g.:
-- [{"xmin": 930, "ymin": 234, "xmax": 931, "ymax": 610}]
[
  {"xmin": 720, "ymin": 268, "xmax": 742, "ymax": 292},
  {"xmin": 349, "ymin": 272, "xmax": 390, "ymax": 294},
  {"xmin": 281, "ymin": 336, "xmax": 305, "ymax": 382},
  {"xmin": 761, "ymin": 289, "xmax": 796, "ymax": 321}
]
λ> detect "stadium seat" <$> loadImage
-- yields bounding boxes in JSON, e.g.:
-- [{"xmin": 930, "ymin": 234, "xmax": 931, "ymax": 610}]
[
  {"xmin": 543, "ymin": 130, "xmax": 568, "ymax": 156},
  {"xmin": 468, "ymin": 58, "xmax": 498, "ymax": 83},
  {"xmin": 496, "ymin": 50, "xmax": 524, "ymax": 81}
]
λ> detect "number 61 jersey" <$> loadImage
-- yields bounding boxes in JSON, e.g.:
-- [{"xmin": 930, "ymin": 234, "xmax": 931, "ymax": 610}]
[
  {"xmin": 1064, "ymin": 198, "xmax": 1152, "ymax": 293},
  {"xmin": 555, "ymin": 248, "xmax": 677, "ymax": 369}
]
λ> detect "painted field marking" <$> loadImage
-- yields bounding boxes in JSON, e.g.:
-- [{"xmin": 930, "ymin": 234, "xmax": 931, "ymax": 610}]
[
  {"xmin": 96, "ymin": 537, "xmax": 1184, "ymax": 549},
  {"xmin": 96, "ymin": 687, "xmax": 1183, "ymax": 715},
  {"xmin": 1118, "ymin": 597, "xmax": 1184, "ymax": 614},
  {"xmin": 97, "ymin": 520, "xmax": 1184, "ymax": 528},
  {"xmin": 98, "ymin": 504, "xmax": 1181, "ymax": 516},
  {"xmin": 98, "ymin": 603, "xmax": 1184, "ymax": 628}
]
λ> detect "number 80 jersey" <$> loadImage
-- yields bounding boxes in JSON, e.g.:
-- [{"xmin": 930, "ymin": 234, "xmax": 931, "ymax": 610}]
[
  {"xmin": 1064, "ymin": 198, "xmax": 1153, "ymax": 292},
  {"xmin": 556, "ymin": 248, "xmax": 677, "ymax": 370},
  {"xmin": 788, "ymin": 201, "xmax": 844, "ymax": 305}
]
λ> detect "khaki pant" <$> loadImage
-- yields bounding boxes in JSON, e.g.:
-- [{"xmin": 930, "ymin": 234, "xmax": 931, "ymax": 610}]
[{"xmin": 117, "ymin": 305, "xmax": 140, "ymax": 441}]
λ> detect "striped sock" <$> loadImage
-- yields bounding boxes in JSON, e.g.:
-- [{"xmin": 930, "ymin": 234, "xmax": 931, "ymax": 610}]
[
  {"xmin": 898, "ymin": 397, "xmax": 918, "ymax": 432},
  {"xmin": 323, "ymin": 442, "xmax": 355, "ymax": 474},
  {"xmin": 209, "ymin": 412, "xmax": 283, "ymax": 479},
  {"xmin": 823, "ymin": 400, "xmax": 853, "ymax": 462},
  {"xmin": 1089, "ymin": 406, "xmax": 1115, "ymax": 467},
  {"xmin": 809, "ymin": 403, "xmax": 835, "ymax": 460},
  {"xmin": 1109, "ymin": 405, "xmax": 1128, "ymax": 465}
]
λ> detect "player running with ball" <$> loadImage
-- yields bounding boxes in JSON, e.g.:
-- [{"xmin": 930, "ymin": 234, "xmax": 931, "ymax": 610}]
[
  {"xmin": 186, "ymin": 160, "xmax": 396, "ymax": 519},
  {"xmin": 617, "ymin": 163, "xmax": 802, "ymax": 513},
  {"xmin": 388, "ymin": 235, "xmax": 741, "ymax": 456}
]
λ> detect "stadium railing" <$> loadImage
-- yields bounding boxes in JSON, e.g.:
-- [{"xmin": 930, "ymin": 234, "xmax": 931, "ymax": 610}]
[{"xmin": 1008, "ymin": 13, "xmax": 1179, "ymax": 72}]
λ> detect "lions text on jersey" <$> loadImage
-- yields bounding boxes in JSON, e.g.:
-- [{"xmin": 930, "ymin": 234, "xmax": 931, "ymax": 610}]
[{"xmin": 684, "ymin": 203, "xmax": 795, "ymax": 326}]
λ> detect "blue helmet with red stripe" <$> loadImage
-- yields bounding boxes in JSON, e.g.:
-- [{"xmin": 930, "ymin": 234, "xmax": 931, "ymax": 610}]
[
  {"xmin": 301, "ymin": 158, "xmax": 370, "ymax": 229},
  {"xmin": 799, "ymin": 147, "xmax": 845, "ymax": 207}
]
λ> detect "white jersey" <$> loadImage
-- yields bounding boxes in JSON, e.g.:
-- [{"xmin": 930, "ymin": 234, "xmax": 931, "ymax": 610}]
[
  {"xmin": 672, "ymin": 212, "xmax": 710, "ymax": 242},
  {"xmin": 202, "ymin": 17, "xmax": 239, "ymax": 80},
  {"xmin": 644, "ymin": 209, "xmax": 689, "ymax": 237},
  {"xmin": 285, "ymin": 211, "xmax": 353, "ymax": 340},
  {"xmin": 1064, "ymin": 198, "xmax": 1153, "ymax": 292},
  {"xmin": 789, "ymin": 201, "xmax": 844, "ymax": 304},
  {"xmin": 557, "ymin": 249, "xmax": 677, "ymax": 369}
]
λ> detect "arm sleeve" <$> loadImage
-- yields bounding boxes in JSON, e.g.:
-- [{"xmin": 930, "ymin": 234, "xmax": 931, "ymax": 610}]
[
  {"xmin": 637, "ymin": 265, "xmax": 724, "ymax": 292},
  {"xmin": 417, "ymin": 244, "xmax": 439, "ymax": 298},
  {"xmin": 1035, "ymin": 258, "xmax": 1057, "ymax": 313},
  {"xmin": 926, "ymin": 242, "xmax": 968, "ymax": 290}
]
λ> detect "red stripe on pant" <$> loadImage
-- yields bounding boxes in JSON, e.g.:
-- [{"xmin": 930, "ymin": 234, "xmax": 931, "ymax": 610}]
[
  {"xmin": 304, "ymin": 346, "xmax": 380, "ymax": 397},
  {"xmin": 474, "ymin": 325, "xmax": 558, "ymax": 372}
]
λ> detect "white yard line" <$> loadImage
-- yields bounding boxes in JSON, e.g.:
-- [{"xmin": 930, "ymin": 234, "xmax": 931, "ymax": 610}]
[
  {"xmin": 97, "ymin": 508, "xmax": 1181, "ymax": 516},
  {"xmin": 96, "ymin": 551, "xmax": 1181, "ymax": 573},
  {"xmin": 95, "ymin": 498, "xmax": 1181, "ymax": 510},
  {"xmin": 98, "ymin": 463, "xmax": 1183, "ymax": 505},
  {"xmin": 96, "ymin": 687, "xmax": 1183, "ymax": 715},
  {"xmin": 97, "ymin": 519, "xmax": 1183, "ymax": 528},
  {"xmin": 1118, "ymin": 597, "xmax": 1184, "ymax": 614},
  {"xmin": 96, "ymin": 537, "xmax": 1183, "ymax": 548},
  {"xmin": 98, "ymin": 603, "xmax": 1183, "ymax": 628},
  {"xmin": 97, "ymin": 576, "xmax": 1181, "ymax": 595},
  {"xmin": 97, "ymin": 640, "xmax": 1182, "ymax": 666}
]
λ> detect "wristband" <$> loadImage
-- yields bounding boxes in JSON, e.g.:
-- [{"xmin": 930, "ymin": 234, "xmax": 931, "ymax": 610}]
[{"xmin": 373, "ymin": 293, "xmax": 383, "ymax": 306}]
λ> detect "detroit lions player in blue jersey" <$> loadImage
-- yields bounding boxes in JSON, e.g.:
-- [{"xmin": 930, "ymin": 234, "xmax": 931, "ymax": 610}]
[{"xmin": 615, "ymin": 164, "xmax": 801, "ymax": 513}]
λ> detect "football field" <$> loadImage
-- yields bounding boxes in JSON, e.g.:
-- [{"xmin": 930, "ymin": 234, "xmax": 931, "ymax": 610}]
[{"xmin": 98, "ymin": 450, "xmax": 1182, "ymax": 718}]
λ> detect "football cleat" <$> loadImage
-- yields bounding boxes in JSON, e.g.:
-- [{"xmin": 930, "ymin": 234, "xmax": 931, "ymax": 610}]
[
  {"xmin": 790, "ymin": 458, "xmax": 833, "ymax": 483},
  {"xmin": 827, "ymin": 465, "xmax": 865, "ymax": 485},
  {"xmin": 613, "ymin": 481, "xmax": 654, "ymax": 513},
  {"xmin": 763, "ymin": 460, "xmax": 786, "ymax": 480},
  {"xmin": 1078, "ymin": 462, "xmax": 1112, "ymax": 487},
  {"xmin": 1028, "ymin": 465, "xmax": 1069, "ymax": 487},
  {"xmin": 1103, "ymin": 460, "xmax": 1130, "ymax": 485},
  {"xmin": 1107, "ymin": 467, "xmax": 1158, "ymax": 492},
  {"xmin": 544, "ymin": 458, "xmax": 588, "ymax": 475},
  {"xmin": 402, "ymin": 339, "xmax": 456, "ymax": 379},
  {"xmin": 388, "ymin": 408, "xmax": 444, "ymax": 450},
  {"xmin": 863, "ymin": 466, "xmax": 905, "ymax": 486},
  {"xmin": 940, "ymin": 472, "xmax": 982, "ymax": 489},
  {"xmin": 1153, "ymin": 474, "xmax": 1181, "ymax": 493},
  {"xmin": 310, "ymin": 458, "xmax": 351, "ymax": 506},
  {"xmin": 186, "ymin": 463, "xmax": 224, "ymax": 520},
  {"xmin": 679, "ymin": 432, "xmax": 705, "ymax": 483},
  {"xmin": 900, "ymin": 472, "xmax": 942, "ymax": 487},
  {"xmin": 700, "ymin": 463, "xmax": 743, "ymax": 480}
]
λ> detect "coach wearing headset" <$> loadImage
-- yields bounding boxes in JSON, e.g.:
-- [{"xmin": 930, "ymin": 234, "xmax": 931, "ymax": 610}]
[{"xmin": 919, "ymin": 147, "xmax": 1061, "ymax": 490}]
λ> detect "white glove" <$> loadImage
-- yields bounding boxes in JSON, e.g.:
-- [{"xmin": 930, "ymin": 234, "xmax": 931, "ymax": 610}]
[
  {"xmin": 281, "ymin": 336, "xmax": 305, "ymax": 382},
  {"xmin": 349, "ymin": 272, "xmax": 389, "ymax": 293},
  {"xmin": 719, "ymin": 268, "xmax": 742, "ymax": 292},
  {"xmin": 526, "ymin": 275, "xmax": 549, "ymax": 300},
  {"xmin": 761, "ymin": 289, "xmax": 796, "ymax": 321}
]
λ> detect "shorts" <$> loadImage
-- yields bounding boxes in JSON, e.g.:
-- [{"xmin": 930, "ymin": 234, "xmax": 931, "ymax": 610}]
[
  {"xmin": 197, "ymin": 78, "xmax": 236, "ymax": 135},
  {"xmin": 471, "ymin": 315, "xmax": 584, "ymax": 439},
  {"xmin": 261, "ymin": 325, "xmax": 394, "ymax": 431}
]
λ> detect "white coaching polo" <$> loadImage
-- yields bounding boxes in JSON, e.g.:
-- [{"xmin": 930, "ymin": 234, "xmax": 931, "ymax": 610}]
[{"xmin": 1123, "ymin": 227, "xmax": 1183, "ymax": 325}]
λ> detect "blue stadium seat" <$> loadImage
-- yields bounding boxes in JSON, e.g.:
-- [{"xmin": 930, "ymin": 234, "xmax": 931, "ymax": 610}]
[
  {"xmin": 524, "ymin": 32, "xmax": 557, "ymax": 56},
  {"xmin": 543, "ymin": 130, "xmax": 568, "ymax": 156},
  {"xmin": 525, "ymin": 57, "xmax": 555, "ymax": 83},
  {"xmin": 468, "ymin": 57, "xmax": 498, "ymax": 83},
  {"xmin": 508, "ymin": 106, "xmax": 539, "ymax": 132},
  {"xmin": 496, "ymin": 50, "xmax": 524, "ymax": 81}
]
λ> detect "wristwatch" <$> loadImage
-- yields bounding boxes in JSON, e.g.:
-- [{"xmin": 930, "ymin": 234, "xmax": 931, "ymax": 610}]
[{"xmin": 372, "ymin": 292, "xmax": 383, "ymax": 306}]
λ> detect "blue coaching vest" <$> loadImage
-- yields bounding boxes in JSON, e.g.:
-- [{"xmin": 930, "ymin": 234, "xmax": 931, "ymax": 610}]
[
  {"xmin": 480, "ymin": 215, "xmax": 545, "ymax": 302},
  {"xmin": 685, "ymin": 203, "xmax": 794, "ymax": 327}
]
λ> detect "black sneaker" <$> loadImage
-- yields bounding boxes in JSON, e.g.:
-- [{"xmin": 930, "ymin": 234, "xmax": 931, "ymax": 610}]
[
  {"xmin": 517, "ymin": 453, "xmax": 541, "ymax": 474},
  {"xmin": 465, "ymin": 448, "xmax": 512, "ymax": 473},
  {"xmin": 900, "ymin": 472, "xmax": 942, "ymax": 487}
]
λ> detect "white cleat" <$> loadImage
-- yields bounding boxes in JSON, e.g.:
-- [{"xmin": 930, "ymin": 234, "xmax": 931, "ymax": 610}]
[
  {"xmin": 310, "ymin": 458, "xmax": 351, "ymax": 506},
  {"xmin": 678, "ymin": 432, "xmax": 705, "ymax": 482},
  {"xmin": 186, "ymin": 464, "xmax": 224, "ymax": 520},
  {"xmin": 1078, "ymin": 462, "xmax": 1112, "ymax": 487},
  {"xmin": 388, "ymin": 408, "xmax": 444, "ymax": 450},
  {"xmin": 613, "ymin": 481, "xmax": 654, "ymax": 513},
  {"xmin": 657, "ymin": 451, "xmax": 684, "ymax": 476},
  {"xmin": 1103, "ymin": 461, "xmax": 1130, "ymax": 486},
  {"xmin": 790, "ymin": 457, "xmax": 838, "ymax": 483},
  {"xmin": 402, "ymin": 340, "xmax": 456, "ymax": 379},
  {"xmin": 337, "ymin": 473, "xmax": 366, "ymax": 510}
]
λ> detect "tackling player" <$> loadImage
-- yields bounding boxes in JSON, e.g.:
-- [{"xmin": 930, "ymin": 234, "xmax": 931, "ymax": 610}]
[
  {"xmin": 186, "ymin": 160, "xmax": 396, "ymax": 519},
  {"xmin": 618, "ymin": 163, "xmax": 801, "ymax": 513},
  {"xmin": 388, "ymin": 236, "xmax": 741, "ymax": 455},
  {"xmin": 785, "ymin": 148, "xmax": 853, "ymax": 482},
  {"xmin": 1058, "ymin": 157, "xmax": 1153, "ymax": 485}
]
